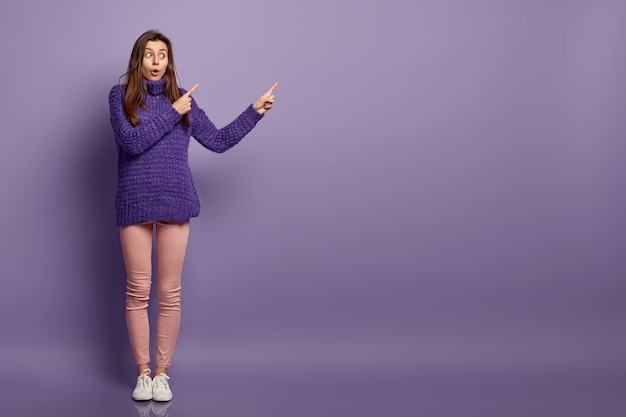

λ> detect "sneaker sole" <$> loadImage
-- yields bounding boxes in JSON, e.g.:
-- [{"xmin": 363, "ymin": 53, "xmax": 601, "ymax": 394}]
[{"xmin": 152, "ymin": 393, "xmax": 173, "ymax": 402}]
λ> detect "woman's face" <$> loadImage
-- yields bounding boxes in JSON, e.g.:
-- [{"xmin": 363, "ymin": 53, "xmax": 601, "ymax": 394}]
[{"xmin": 141, "ymin": 40, "xmax": 169, "ymax": 81}]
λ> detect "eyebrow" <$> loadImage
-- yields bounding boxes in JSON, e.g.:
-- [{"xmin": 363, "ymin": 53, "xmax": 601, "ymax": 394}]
[{"xmin": 145, "ymin": 48, "xmax": 168, "ymax": 52}]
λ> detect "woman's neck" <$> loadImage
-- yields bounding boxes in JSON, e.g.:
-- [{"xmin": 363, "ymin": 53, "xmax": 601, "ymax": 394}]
[{"xmin": 145, "ymin": 77, "xmax": 166, "ymax": 95}]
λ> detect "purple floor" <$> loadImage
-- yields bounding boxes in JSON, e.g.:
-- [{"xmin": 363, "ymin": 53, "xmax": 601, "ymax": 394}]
[{"xmin": 2, "ymin": 352, "xmax": 624, "ymax": 417}]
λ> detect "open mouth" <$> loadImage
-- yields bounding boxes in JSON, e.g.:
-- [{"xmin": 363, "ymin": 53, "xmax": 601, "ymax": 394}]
[{"xmin": 151, "ymin": 69, "xmax": 160, "ymax": 77}]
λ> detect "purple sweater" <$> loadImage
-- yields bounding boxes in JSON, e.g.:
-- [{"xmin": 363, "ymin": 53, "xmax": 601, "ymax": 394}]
[{"xmin": 109, "ymin": 78, "xmax": 264, "ymax": 227}]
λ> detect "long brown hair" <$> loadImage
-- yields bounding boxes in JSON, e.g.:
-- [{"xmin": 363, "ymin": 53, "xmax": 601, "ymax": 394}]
[{"xmin": 121, "ymin": 30, "xmax": 189, "ymax": 126}]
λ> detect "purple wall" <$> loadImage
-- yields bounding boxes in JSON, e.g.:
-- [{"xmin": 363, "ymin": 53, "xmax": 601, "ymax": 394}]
[{"xmin": 0, "ymin": 0, "xmax": 624, "ymax": 381}]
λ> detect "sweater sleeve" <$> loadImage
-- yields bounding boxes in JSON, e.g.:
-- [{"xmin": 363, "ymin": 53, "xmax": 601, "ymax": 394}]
[
  {"xmin": 189, "ymin": 98, "xmax": 264, "ymax": 154},
  {"xmin": 109, "ymin": 85, "xmax": 183, "ymax": 155}
]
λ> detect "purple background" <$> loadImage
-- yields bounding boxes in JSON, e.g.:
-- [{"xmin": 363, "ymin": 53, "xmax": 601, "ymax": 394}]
[{"xmin": 1, "ymin": 0, "xmax": 625, "ymax": 415}]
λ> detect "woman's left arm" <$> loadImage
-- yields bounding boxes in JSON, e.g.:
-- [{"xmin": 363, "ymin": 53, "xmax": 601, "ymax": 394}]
[{"xmin": 191, "ymin": 83, "xmax": 278, "ymax": 153}]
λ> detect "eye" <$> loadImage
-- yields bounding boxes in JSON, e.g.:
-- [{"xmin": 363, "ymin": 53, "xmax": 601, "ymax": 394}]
[
  {"xmin": 145, "ymin": 52, "xmax": 153, "ymax": 58},
  {"xmin": 159, "ymin": 53, "xmax": 166, "ymax": 59}
]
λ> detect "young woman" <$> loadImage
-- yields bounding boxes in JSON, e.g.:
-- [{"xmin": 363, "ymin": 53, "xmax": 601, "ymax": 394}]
[{"xmin": 109, "ymin": 30, "xmax": 277, "ymax": 402}]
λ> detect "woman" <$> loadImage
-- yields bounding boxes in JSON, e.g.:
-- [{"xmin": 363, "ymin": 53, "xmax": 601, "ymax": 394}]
[{"xmin": 109, "ymin": 29, "xmax": 277, "ymax": 401}]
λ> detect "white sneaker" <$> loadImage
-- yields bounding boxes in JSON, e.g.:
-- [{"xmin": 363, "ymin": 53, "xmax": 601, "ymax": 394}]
[
  {"xmin": 152, "ymin": 373, "xmax": 173, "ymax": 402},
  {"xmin": 132, "ymin": 369, "xmax": 153, "ymax": 401}
]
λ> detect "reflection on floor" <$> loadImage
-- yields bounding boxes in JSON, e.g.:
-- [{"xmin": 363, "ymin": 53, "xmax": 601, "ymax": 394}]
[{"xmin": 1, "ymin": 363, "xmax": 624, "ymax": 417}]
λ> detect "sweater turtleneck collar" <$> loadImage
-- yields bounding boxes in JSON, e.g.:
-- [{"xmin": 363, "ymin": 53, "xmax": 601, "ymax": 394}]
[{"xmin": 145, "ymin": 78, "xmax": 166, "ymax": 96}]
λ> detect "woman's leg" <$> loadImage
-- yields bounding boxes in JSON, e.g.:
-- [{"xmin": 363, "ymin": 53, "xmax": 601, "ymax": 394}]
[
  {"xmin": 120, "ymin": 222, "xmax": 154, "ymax": 374},
  {"xmin": 154, "ymin": 221, "xmax": 190, "ymax": 374}
]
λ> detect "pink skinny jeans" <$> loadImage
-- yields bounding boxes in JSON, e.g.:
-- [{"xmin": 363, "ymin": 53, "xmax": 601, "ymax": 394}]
[{"xmin": 119, "ymin": 220, "xmax": 190, "ymax": 368}]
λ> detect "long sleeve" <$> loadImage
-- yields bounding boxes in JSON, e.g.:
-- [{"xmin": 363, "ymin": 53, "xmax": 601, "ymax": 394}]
[
  {"xmin": 109, "ymin": 85, "xmax": 183, "ymax": 155},
  {"xmin": 189, "ymin": 98, "xmax": 264, "ymax": 153}
]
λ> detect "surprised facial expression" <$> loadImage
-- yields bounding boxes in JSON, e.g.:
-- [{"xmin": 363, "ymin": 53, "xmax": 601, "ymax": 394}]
[{"xmin": 141, "ymin": 40, "xmax": 169, "ymax": 81}]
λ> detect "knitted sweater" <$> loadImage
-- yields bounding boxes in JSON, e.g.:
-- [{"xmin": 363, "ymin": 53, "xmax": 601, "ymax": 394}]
[{"xmin": 109, "ymin": 78, "xmax": 264, "ymax": 227}]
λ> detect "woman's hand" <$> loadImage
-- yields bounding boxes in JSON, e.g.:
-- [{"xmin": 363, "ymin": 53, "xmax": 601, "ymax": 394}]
[
  {"xmin": 172, "ymin": 84, "xmax": 199, "ymax": 115},
  {"xmin": 253, "ymin": 82, "xmax": 279, "ymax": 115}
]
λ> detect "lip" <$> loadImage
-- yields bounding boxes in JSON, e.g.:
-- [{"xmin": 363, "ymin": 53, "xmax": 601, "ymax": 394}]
[{"xmin": 143, "ymin": 67, "xmax": 164, "ymax": 80}]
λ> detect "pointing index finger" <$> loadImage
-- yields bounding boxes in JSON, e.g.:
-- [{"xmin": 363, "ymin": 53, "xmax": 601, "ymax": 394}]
[
  {"xmin": 185, "ymin": 83, "xmax": 199, "ymax": 97},
  {"xmin": 267, "ymin": 82, "xmax": 279, "ymax": 95}
]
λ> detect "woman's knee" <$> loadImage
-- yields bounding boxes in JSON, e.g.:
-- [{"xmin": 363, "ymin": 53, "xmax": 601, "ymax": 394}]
[
  {"xmin": 126, "ymin": 277, "xmax": 152, "ymax": 304},
  {"xmin": 157, "ymin": 283, "xmax": 181, "ymax": 309}
]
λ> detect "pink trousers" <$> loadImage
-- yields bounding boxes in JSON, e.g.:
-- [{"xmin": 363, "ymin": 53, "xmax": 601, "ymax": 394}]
[{"xmin": 119, "ymin": 221, "xmax": 190, "ymax": 368}]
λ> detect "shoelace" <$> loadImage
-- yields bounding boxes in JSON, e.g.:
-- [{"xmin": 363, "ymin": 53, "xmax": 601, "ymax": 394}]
[
  {"xmin": 153, "ymin": 373, "xmax": 170, "ymax": 390},
  {"xmin": 137, "ymin": 368, "xmax": 152, "ymax": 389}
]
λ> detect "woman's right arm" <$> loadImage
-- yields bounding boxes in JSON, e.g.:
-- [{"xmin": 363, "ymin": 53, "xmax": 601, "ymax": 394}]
[{"xmin": 109, "ymin": 85, "xmax": 182, "ymax": 155}]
